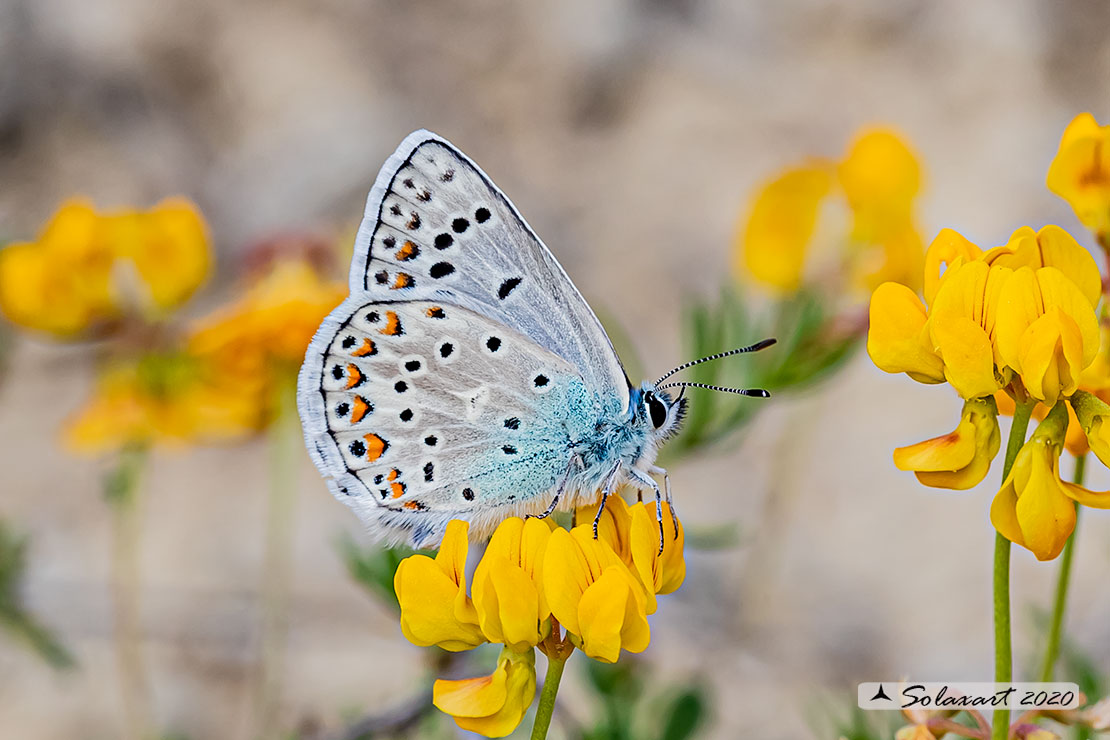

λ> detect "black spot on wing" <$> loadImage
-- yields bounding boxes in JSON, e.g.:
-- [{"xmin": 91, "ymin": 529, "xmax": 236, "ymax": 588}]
[{"xmin": 498, "ymin": 277, "xmax": 522, "ymax": 300}]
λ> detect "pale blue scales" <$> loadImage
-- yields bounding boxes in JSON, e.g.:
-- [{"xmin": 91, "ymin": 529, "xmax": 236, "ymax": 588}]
[{"xmin": 297, "ymin": 130, "xmax": 772, "ymax": 549}]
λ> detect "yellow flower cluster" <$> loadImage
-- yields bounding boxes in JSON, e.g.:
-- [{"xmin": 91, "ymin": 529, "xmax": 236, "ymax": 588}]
[
  {"xmin": 0, "ymin": 198, "xmax": 210, "ymax": 337},
  {"xmin": 868, "ymin": 225, "xmax": 1110, "ymax": 559},
  {"xmin": 189, "ymin": 258, "xmax": 346, "ymax": 413},
  {"xmin": 64, "ymin": 257, "xmax": 345, "ymax": 453},
  {"xmin": 393, "ymin": 495, "xmax": 684, "ymax": 737},
  {"xmin": 738, "ymin": 128, "xmax": 924, "ymax": 295},
  {"xmin": 1048, "ymin": 113, "xmax": 1110, "ymax": 241},
  {"xmin": 64, "ymin": 352, "xmax": 261, "ymax": 453}
]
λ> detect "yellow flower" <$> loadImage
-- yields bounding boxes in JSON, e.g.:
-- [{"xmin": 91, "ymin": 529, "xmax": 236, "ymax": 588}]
[
  {"xmin": 433, "ymin": 647, "xmax": 536, "ymax": 738},
  {"xmin": 839, "ymin": 128, "xmax": 925, "ymax": 292},
  {"xmin": 0, "ymin": 198, "xmax": 209, "ymax": 337},
  {"xmin": 190, "ymin": 258, "xmax": 344, "ymax": 371},
  {"xmin": 393, "ymin": 520, "xmax": 486, "ymax": 651},
  {"xmin": 926, "ymin": 259, "xmax": 1009, "ymax": 399},
  {"xmin": 626, "ymin": 501, "xmax": 685, "ymax": 606},
  {"xmin": 106, "ymin": 198, "xmax": 211, "ymax": 312},
  {"xmin": 922, "ymin": 228, "xmax": 982, "ymax": 306},
  {"xmin": 471, "ymin": 517, "xmax": 553, "ymax": 653},
  {"xmin": 991, "ymin": 403, "xmax": 1082, "ymax": 560},
  {"xmin": 982, "ymin": 225, "xmax": 1101, "ymax": 307},
  {"xmin": 579, "ymin": 495, "xmax": 686, "ymax": 613},
  {"xmin": 738, "ymin": 127, "xmax": 925, "ymax": 296},
  {"xmin": 893, "ymin": 396, "xmax": 1000, "ymax": 490},
  {"xmin": 1047, "ymin": 112, "xmax": 1110, "ymax": 237},
  {"xmin": 543, "ymin": 525, "xmax": 650, "ymax": 663},
  {"xmin": 867, "ymin": 281, "xmax": 945, "ymax": 384},
  {"xmin": 63, "ymin": 352, "xmax": 261, "ymax": 453},
  {"xmin": 1071, "ymin": 391, "xmax": 1110, "ymax": 468},
  {"xmin": 995, "ymin": 266, "xmax": 1099, "ymax": 403},
  {"xmin": 737, "ymin": 163, "xmax": 833, "ymax": 292},
  {"xmin": 894, "ymin": 725, "xmax": 937, "ymax": 740}
]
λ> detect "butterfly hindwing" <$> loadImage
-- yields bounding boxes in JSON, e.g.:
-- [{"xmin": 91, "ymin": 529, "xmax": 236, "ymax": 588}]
[
  {"xmin": 300, "ymin": 296, "xmax": 605, "ymax": 547},
  {"xmin": 349, "ymin": 130, "xmax": 630, "ymax": 410}
]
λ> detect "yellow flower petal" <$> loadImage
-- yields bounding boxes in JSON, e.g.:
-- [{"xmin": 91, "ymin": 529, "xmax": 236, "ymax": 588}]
[
  {"xmin": 577, "ymin": 566, "xmax": 650, "ymax": 663},
  {"xmin": 394, "ymin": 520, "xmax": 485, "ymax": 651},
  {"xmin": 867, "ymin": 282, "xmax": 945, "ymax": 384},
  {"xmin": 1047, "ymin": 113, "xmax": 1110, "ymax": 235},
  {"xmin": 737, "ymin": 164, "xmax": 833, "ymax": 292},
  {"xmin": 434, "ymin": 649, "xmax": 537, "ymax": 738},
  {"xmin": 838, "ymin": 128, "xmax": 921, "ymax": 243},
  {"xmin": 893, "ymin": 397, "xmax": 1000, "ymax": 490},
  {"xmin": 990, "ymin": 407, "xmax": 1076, "ymax": 561},
  {"xmin": 922, "ymin": 228, "xmax": 982, "ymax": 306}
]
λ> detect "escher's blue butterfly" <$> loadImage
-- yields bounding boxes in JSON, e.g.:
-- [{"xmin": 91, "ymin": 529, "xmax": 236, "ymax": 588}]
[{"xmin": 298, "ymin": 131, "xmax": 773, "ymax": 549}]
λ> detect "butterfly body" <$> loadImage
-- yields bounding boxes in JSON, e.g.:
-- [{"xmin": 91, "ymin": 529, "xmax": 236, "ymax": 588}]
[{"xmin": 299, "ymin": 130, "xmax": 737, "ymax": 549}]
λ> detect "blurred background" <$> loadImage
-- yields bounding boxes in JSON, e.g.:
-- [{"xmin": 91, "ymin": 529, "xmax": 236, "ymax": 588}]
[{"xmin": 2, "ymin": 1, "xmax": 1110, "ymax": 738}]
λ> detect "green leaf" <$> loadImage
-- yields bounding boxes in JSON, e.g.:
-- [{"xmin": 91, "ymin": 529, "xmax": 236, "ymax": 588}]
[
  {"xmin": 659, "ymin": 689, "xmax": 706, "ymax": 740},
  {"xmin": 0, "ymin": 521, "xmax": 75, "ymax": 669}
]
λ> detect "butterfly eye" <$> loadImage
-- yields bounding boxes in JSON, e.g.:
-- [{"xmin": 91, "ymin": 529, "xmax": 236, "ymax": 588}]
[{"xmin": 646, "ymin": 393, "xmax": 668, "ymax": 429}]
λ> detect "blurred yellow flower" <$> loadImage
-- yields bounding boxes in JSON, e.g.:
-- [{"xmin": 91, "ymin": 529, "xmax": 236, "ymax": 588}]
[
  {"xmin": 472, "ymin": 517, "xmax": 553, "ymax": 653},
  {"xmin": 893, "ymin": 396, "xmax": 1000, "ymax": 490},
  {"xmin": 393, "ymin": 520, "xmax": 485, "ymax": 651},
  {"xmin": 1047, "ymin": 112, "xmax": 1110, "ymax": 239},
  {"xmin": 64, "ymin": 351, "xmax": 260, "ymax": 453},
  {"xmin": 433, "ymin": 648, "xmax": 536, "ymax": 738},
  {"xmin": 738, "ymin": 164, "xmax": 833, "ymax": 293},
  {"xmin": 189, "ymin": 259, "xmax": 344, "ymax": 390},
  {"xmin": 0, "ymin": 198, "xmax": 210, "ymax": 337},
  {"xmin": 543, "ymin": 525, "xmax": 650, "ymax": 663},
  {"xmin": 738, "ymin": 127, "xmax": 925, "ymax": 296}
]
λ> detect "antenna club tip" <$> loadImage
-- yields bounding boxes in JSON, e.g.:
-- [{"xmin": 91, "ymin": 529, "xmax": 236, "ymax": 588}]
[{"xmin": 757, "ymin": 338, "xmax": 777, "ymax": 350}]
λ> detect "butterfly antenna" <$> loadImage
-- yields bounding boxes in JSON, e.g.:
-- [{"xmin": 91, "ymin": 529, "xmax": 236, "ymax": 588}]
[
  {"xmin": 654, "ymin": 338, "xmax": 777, "ymax": 386},
  {"xmin": 657, "ymin": 381, "xmax": 770, "ymax": 398}
]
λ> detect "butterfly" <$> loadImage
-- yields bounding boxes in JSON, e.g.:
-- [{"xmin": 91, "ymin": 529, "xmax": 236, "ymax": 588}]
[{"xmin": 297, "ymin": 130, "xmax": 774, "ymax": 550}]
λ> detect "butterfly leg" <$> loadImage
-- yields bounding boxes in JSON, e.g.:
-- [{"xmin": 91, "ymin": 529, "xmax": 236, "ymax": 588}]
[
  {"xmin": 527, "ymin": 456, "xmax": 581, "ymax": 521},
  {"xmin": 628, "ymin": 468, "xmax": 665, "ymax": 553},
  {"xmin": 592, "ymin": 463, "xmax": 623, "ymax": 539},
  {"xmin": 649, "ymin": 465, "xmax": 678, "ymax": 539}
]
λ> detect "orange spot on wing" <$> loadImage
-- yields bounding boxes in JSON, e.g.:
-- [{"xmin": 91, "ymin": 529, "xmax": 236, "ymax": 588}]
[
  {"xmin": 390, "ymin": 482, "xmax": 406, "ymax": 498},
  {"xmin": 350, "ymin": 396, "xmax": 371, "ymax": 423},
  {"xmin": 403, "ymin": 500, "xmax": 422, "ymax": 510},
  {"xmin": 344, "ymin": 364, "xmax": 364, "ymax": 389},
  {"xmin": 363, "ymin": 433, "xmax": 387, "ymax": 461},
  {"xmin": 391, "ymin": 273, "xmax": 413, "ymax": 290},
  {"xmin": 387, "ymin": 468, "xmax": 400, "ymax": 481},
  {"xmin": 395, "ymin": 241, "xmax": 419, "ymax": 261},
  {"xmin": 379, "ymin": 311, "xmax": 403, "ymax": 336},
  {"xmin": 426, "ymin": 306, "xmax": 445, "ymax": 319},
  {"xmin": 352, "ymin": 338, "xmax": 376, "ymax": 357}
]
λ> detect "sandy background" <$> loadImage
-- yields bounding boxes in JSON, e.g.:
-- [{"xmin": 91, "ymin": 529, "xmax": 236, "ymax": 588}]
[{"xmin": 2, "ymin": 1, "xmax": 1110, "ymax": 738}]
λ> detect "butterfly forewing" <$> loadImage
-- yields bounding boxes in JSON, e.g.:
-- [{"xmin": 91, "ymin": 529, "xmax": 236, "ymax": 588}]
[{"xmin": 349, "ymin": 131, "xmax": 630, "ymax": 408}]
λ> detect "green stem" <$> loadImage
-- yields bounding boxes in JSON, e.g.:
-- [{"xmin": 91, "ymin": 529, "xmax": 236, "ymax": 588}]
[
  {"xmin": 992, "ymin": 400, "xmax": 1035, "ymax": 740},
  {"xmin": 1039, "ymin": 454, "xmax": 1085, "ymax": 682},
  {"xmin": 530, "ymin": 651, "xmax": 569, "ymax": 740},
  {"xmin": 254, "ymin": 377, "xmax": 300, "ymax": 740},
  {"xmin": 106, "ymin": 446, "xmax": 153, "ymax": 740}
]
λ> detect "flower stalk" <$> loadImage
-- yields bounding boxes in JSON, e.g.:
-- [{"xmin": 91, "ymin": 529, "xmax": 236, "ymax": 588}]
[
  {"xmin": 992, "ymin": 398, "xmax": 1034, "ymax": 740},
  {"xmin": 1040, "ymin": 453, "xmax": 1086, "ymax": 682},
  {"xmin": 253, "ymin": 376, "xmax": 300, "ymax": 740},
  {"xmin": 531, "ymin": 619, "xmax": 573, "ymax": 740},
  {"xmin": 105, "ymin": 446, "xmax": 153, "ymax": 740}
]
